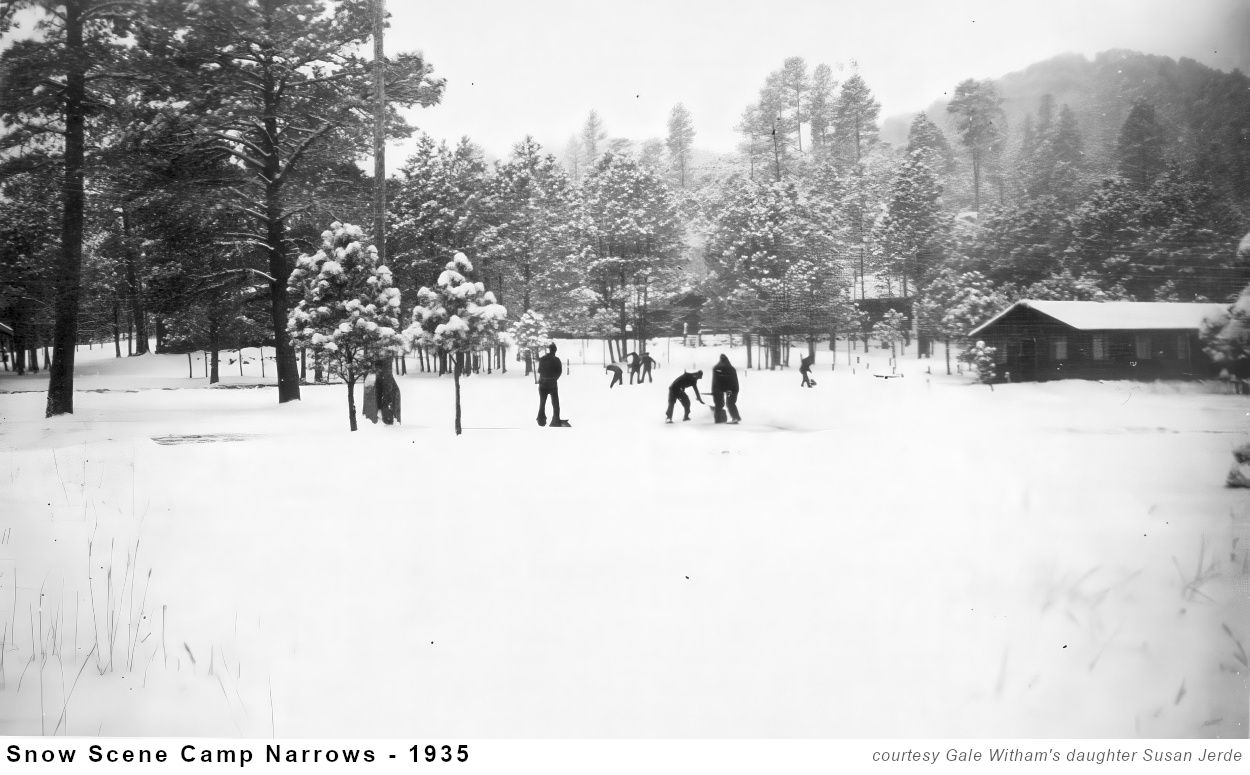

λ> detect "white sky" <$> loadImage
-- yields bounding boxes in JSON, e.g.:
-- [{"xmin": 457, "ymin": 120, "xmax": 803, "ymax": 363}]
[{"xmin": 388, "ymin": 0, "xmax": 1250, "ymax": 162}]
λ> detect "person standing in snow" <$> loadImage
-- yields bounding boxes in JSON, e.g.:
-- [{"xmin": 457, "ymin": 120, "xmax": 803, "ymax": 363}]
[
  {"xmin": 605, "ymin": 363, "xmax": 623, "ymax": 389},
  {"xmin": 665, "ymin": 370, "xmax": 704, "ymax": 423},
  {"xmin": 639, "ymin": 352, "xmax": 657, "ymax": 383},
  {"xmin": 376, "ymin": 364, "xmax": 401, "ymax": 424},
  {"xmin": 536, "ymin": 344, "xmax": 568, "ymax": 427},
  {"xmin": 626, "ymin": 351, "xmax": 642, "ymax": 384},
  {"xmin": 799, "ymin": 352, "xmax": 816, "ymax": 388},
  {"xmin": 710, "ymin": 354, "xmax": 741, "ymax": 424}
]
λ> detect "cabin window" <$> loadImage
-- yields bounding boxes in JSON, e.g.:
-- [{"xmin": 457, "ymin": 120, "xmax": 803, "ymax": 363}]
[
  {"xmin": 1135, "ymin": 334, "xmax": 1152, "ymax": 359},
  {"xmin": 1092, "ymin": 335, "xmax": 1108, "ymax": 361},
  {"xmin": 1051, "ymin": 337, "xmax": 1068, "ymax": 361},
  {"xmin": 1176, "ymin": 334, "xmax": 1190, "ymax": 361}
]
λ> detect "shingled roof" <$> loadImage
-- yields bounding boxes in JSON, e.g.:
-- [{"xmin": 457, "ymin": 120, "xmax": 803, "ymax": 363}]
[{"xmin": 970, "ymin": 300, "xmax": 1227, "ymax": 336}]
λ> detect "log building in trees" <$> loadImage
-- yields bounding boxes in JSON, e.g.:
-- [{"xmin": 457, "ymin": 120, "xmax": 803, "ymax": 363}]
[{"xmin": 970, "ymin": 300, "xmax": 1225, "ymax": 382}]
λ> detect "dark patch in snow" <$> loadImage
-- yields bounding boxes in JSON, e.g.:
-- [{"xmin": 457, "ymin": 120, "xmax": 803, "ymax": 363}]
[{"xmin": 151, "ymin": 433, "xmax": 258, "ymax": 446}]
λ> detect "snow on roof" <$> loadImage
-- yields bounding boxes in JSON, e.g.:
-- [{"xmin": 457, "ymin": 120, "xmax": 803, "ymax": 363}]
[
  {"xmin": 0, "ymin": 321, "xmax": 12, "ymax": 337},
  {"xmin": 970, "ymin": 300, "xmax": 1228, "ymax": 336}
]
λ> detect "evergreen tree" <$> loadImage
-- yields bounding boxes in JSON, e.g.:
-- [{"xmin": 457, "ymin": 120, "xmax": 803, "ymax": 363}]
[
  {"xmin": 906, "ymin": 112, "xmax": 954, "ymax": 174},
  {"xmin": 780, "ymin": 56, "xmax": 810, "ymax": 153},
  {"xmin": 143, "ymin": 0, "xmax": 444, "ymax": 405},
  {"xmin": 638, "ymin": 139, "xmax": 665, "ymax": 170},
  {"xmin": 876, "ymin": 152, "xmax": 945, "ymax": 298},
  {"xmin": 405, "ymin": 252, "xmax": 507, "ymax": 436},
  {"xmin": 736, "ymin": 103, "xmax": 770, "ymax": 181},
  {"xmin": 390, "ymin": 135, "xmax": 489, "ymax": 295},
  {"xmin": 665, "ymin": 103, "xmax": 696, "ymax": 188},
  {"xmin": 914, "ymin": 267, "xmax": 1007, "ymax": 374},
  {"xmin": 581, "ymin": 110, "xmax": 608, "ymax": 170},
  {"xmin": 508, "ymin": 309, "xmax": 550, "ymax": 375},
  {"xmin": 562, "ymin": 134, "xmax": 584, "ymax": 183},
  {"xmin": 581, "ymin": 152, "xmax": 684, "ymax": 352},
  {"xmin": 871, "ymin": 308, "xmax": 907, "ymax": 359},
  {"xmin": 832, "ymin": 70, "xmax": 881, "ymax": 166},
  {"xmin": 287, "ymin": 222, "xmax": 404, "ymax": 431},
  {"xmin": 1116, "ymin": 100, "xmax": 1167, "ymax": 190},
  {"xmin": 808, "ymin": 64, "xmax": 837, "ymax": 152},
  {"xmin": 477, "ymin": 137, "xmax": 587, "ymax": 317},
  {"xmin": 1, "ymin": 0, "xmax": 146, "ymax": 414},
  {"xmin": 946, "ymin": 79, "xmax": 1006, "ymax": 212},
  {"xmin": 704, "ymin": 177, "xmax": 845, "ymax": 365}
]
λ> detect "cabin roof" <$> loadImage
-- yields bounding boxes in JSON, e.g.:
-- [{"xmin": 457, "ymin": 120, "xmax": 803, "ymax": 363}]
[{"xmin": 970, "ymin": 300, "xmax": 1226, "ymax": 336}]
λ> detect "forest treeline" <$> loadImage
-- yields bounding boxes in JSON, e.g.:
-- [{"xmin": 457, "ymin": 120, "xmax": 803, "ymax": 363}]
[{"xmin": 3, "ymin": 1, "xmax": 1249, "ymax": 416}]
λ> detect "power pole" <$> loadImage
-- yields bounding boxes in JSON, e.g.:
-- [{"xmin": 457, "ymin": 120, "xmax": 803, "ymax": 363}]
[{"xmin": 372, "ymin": 0, "xmax": 386, "ymax": 263}]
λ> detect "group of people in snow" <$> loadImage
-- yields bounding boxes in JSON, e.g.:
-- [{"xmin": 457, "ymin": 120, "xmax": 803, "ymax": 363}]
[
  {"xmin": 536, "ymin": 345, "xmax": 746, "ymax": 427},
  {"xmin": 664, "ymin": 354, "xmax": 742, "ymax": 424},
  {"xmin": 604, "ymin": 351, "xmax": 657, "ymax": 388}
]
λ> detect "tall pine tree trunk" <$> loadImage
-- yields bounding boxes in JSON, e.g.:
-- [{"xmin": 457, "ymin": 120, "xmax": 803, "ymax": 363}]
[
  {"xmin": 45, "ymin": 0, "xmax": 86, "ymax": 416},
  {"xmin": 209, "ymin": 314, "xmax": 220, "ymax": 384},
  {"xmin": 113, "ymin": 299, "xmax": 121, "ymax": 358},
  {"xmin": 262, "ymin": 84, "xmax": 300, "ymax": 403},
  {"xmin": 371, "ymin": 0, "xmax": 386, "ymax": 263},
  {"xmin": 453, "ymin": 353, "xmax": 463, "ymax": 436},
  {"xmin": 346, "ymin": 376, "xmax": 358, "ymax": 432},
  {"xmin": 121, "ymin": 207, "xmax": 149, "ymax": 355}
]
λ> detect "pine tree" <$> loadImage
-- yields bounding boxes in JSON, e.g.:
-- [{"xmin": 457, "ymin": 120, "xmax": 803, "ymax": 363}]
[
  {"xmin": 704, "ymin": 178, "xmax": 845, "ymax": 365},
  {"xmin": 915, "ymin": 267, "xmax": 1008, "ymax": 374},
  {"xmin": 405, "ymin": 252, "xmax": 507, "ymax": 435},
  {"xmin": 477, "ymin": 137, "xmax": 587, "ymax": 318},
  {"xmin": 780, "ymin": 57, "xmax": 810, "ymax": 153},
  {"xmin": 581, "ymin": 153, "xmax": 684, "ymax": 352},
  {"xmin": 808, "ymin": 64, "xmax": 837, "ymax": 152},
  {"xmin": 665, "ymin": 103, "xmax": 696, "ymax": 188},
  {"xmin": 508, "ymin": 309, "xmax": 550, "ymax": 376},
  {"xmin": 1117, "ymin": 100, "xmax": 1166, "ymax": 190},
  {"xmin": 581, "ymin": 110, "xmax": 608, "ymax": 170},
  {"xmin": 390, "ymin": 135, "xmax": 489, "ymax": 296},
  {"xmin": 1, "ymin": 0, "xmax": 146, "ymax": 415},
  {"xmin": 287, "ymin": 222, "xmax": 404, "ymax": 431},
  {"xmin": 946, "ymin": 79, "xmax": 1006, "ymax": 212},
  {"xmin": 871, "ymin": 308, "xmax": 907, "ymax": 359},
  {"xmin": 143, "ymin": 0, "xmax": 444, "ymax": 405},
  {"xmin": 876, "ymin": 152, "xmax": 945, "ymax": 299},
  {"xmin": 832, "ymin": 70, "xmax": 881, "ymax": 166},
  {"xmin": 906, "ymin": 112, "xmax": 954, "ymax": 174}
]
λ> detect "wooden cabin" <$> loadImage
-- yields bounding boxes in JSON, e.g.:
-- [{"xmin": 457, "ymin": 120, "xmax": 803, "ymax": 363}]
[{"xmin": 969, "ymin": 300, "xmax": 1226, "ymax": 381}]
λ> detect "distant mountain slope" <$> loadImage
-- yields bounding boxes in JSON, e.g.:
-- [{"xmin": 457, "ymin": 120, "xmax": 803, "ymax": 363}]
[{"xmin": 882, "ymin": 50, "xmax": 1250, "ymax": 190}]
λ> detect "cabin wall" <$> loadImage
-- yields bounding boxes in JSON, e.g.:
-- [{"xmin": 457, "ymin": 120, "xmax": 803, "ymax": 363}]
[{"xmin": 976, "ymin": 309, "xmax": 1215, "ymax": 381}]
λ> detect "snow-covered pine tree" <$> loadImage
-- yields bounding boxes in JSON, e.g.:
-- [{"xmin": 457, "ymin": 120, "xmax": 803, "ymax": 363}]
[
  {"xmin": 962, "ymin": 340, "xmax": 999, "ymax": 384},
  {"xmin": 508, "ymin": 310, "xmax": 551, "ymax": 376},
  {"xmin": 871, "ymin": 308, "xmax": 907, "ymax": 360},
  {"xmin": 406, "ymin": 252, "xmax": 507, "ymax": 435},
  {"xmin": 287, "ymin": 222, "xmax": 404, "ymax": 431}
]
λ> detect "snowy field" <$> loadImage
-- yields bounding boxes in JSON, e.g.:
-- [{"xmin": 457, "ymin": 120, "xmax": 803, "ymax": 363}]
[{"xmin": 0, "ymin": 339, "xmax": 1247, "ymax": 739}]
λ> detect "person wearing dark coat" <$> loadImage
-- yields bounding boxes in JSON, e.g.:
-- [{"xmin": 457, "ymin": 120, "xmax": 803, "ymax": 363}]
[
  {"xmin": 639, "ymin": 352, "xmax": 657, "ymax": 383},
  {"xmin": 536, "ymin": 344, "xmax": 568, "ymax": 427},
  {"xmin": 605, "ymin": 363, "xmax": 623, "ymax": 389},
  {"xmin": 362, "ymin": 364, "xmax": 402, "ymax": 425},
  {"xmin": 626, "ymin": 351, "xmax": 642, "ymax": 384},
  {"xmin": 665, "ymin": 370, "xmax": 704, "ymax": 423},
  {"xmin": 799, "ymin": 352, "xmax": 816, "ymax": 387},
  {"xmin": 710, "ymin": 354, "xmax": 741, "ymax": 424}
]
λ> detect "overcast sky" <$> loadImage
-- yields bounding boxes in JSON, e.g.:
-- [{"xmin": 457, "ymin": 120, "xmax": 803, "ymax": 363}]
[{"xmin": 387, "ymin": 0, "xmax": 1250, "ymax": 163}]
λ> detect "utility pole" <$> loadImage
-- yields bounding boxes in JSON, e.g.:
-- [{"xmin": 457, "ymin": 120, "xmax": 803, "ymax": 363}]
[{"xmin": 372, "ymin": 0, "xmax": 386, "ymax": 263}]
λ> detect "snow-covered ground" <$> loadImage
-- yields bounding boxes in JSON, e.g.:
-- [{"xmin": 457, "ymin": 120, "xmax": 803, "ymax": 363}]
[{"xmin": 0, "ymin": 340, "xmax": 1247, "ymax": 738}]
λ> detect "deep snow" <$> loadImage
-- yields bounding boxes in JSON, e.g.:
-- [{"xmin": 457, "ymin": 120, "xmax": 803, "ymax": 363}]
[{"xmin": 0, "ymin": 340, "xmax": 1247, "ymax": 738}]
